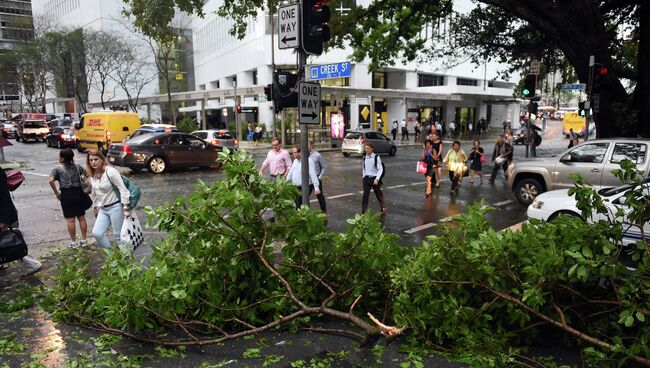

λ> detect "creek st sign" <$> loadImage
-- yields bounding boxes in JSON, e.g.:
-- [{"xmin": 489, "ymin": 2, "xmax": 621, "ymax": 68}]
[
  {"xmin": 307, "ymin": 62, "xmax": 351, "ymax": 81},
  {"xmin": 278, "ymin": 4, "xmax": 299, "ymax": 49}
]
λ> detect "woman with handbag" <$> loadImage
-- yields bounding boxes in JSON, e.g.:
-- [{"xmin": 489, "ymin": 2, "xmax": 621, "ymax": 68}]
[
  {"xmin": 86, "ymin": 149, "xmax": 131, "ymax": 250},
  {"xmin": 430, "ymin": 133, "xmax": 444, "ymax": 188},
  {"xmin": 49, "ymin": 149, "xmax": 92, "ymax": 247},
  {"xmin": 0, "ymin": 169, "xmax": 41, "ymax": 277},
  {"xmin": 420, "ymin": 139, "xmax": 437, "ymax": 198},
  {"xmin": 468, "ymin": 139, "xmax": 485, "ymax": 185},
  {"xmin": 444, "ymin": 140, "xmax": 467, "ymax": 195}
]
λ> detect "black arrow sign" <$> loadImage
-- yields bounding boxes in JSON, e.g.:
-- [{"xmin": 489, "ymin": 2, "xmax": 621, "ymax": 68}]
[
  {"xmin": 281, "ymin": 35, "xmax": 296, "ymax": 44},
  {"xmin": 301, "ymin": 112, "xmax": 318, "ymax": 120}
]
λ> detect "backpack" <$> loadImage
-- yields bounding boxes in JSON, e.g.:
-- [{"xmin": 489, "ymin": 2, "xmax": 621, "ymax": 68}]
[
  {"xmin": 107, "ymin": 172, "xmax": 142, "ymax": 209},
  {"xmin": 363, "ymin": 154, "xmax": 386, "ymax": 182},
  {"xmin": 534, "ymin": 133, "xmax": 542, "ymax": 147}
]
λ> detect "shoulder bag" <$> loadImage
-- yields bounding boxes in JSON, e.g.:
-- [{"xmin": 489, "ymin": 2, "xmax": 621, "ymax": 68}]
[
  {"xmin": 6, "ymin": 170, "xmax": 25, "ymax": 192},
  {"xmin": 77, "ymin": 165, "xmax": 92, "ymax": 194},
  {"xmin": 0, "ymin": 228, "xmax": 28, "ymax": 264}
]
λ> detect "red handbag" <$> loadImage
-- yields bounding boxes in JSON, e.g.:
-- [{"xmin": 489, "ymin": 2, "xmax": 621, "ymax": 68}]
[
  {"xmin": 6, "ymin": 170, "xmax": 25, "ymax": 192},
  {"xmin": 416, "ymin": 161, "xmax": 428, "ymax": 174}
]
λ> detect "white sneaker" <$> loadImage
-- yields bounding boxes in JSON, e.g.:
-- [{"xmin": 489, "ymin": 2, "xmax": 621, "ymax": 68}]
[
  {"xmin": 19, "ymin": 256, "xmax": 42, "ymax": 278},
  {"xmin": 78, "ymin": 239, "xmax": 87, "ymax": 247},
  {"xmin": 68, "ymin": 241, "xmax": 78, "ymax": 247}
]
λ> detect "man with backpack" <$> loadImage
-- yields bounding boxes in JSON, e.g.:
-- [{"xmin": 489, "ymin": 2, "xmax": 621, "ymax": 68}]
[
  {"xmin": 529, "ymin": 129, "xmax": 542, "ymax": 157},
  {"xmin": 361, "ymin": 143, "xmax": 386, "ymax": 213}
]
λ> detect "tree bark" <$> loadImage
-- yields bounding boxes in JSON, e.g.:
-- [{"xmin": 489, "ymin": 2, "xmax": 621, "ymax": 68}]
[
  {"xmin": 480, "ymin": 0, "xmax": 638, "ymax": 138},
  {"xmin": 637, "ymin": 2, "xmax": 649, "ymax": 137}
]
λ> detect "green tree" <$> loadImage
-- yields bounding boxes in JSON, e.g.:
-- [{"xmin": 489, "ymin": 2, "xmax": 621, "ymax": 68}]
[{"xmin": 122, "ymin": 0, "xmax": 646, "ymax": 138}]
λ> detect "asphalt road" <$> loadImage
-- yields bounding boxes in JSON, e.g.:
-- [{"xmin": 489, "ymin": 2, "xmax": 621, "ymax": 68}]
[{"xmin": 4, "ymin": 120, "xmax": 571, "ymax": 258}]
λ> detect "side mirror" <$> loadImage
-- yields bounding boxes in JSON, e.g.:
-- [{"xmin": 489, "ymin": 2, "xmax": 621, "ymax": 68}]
[
  {"xmin": 73, "ymin": 122, "xmax": 79, "ymax": 129},
  {"xmin": 560, "ymin": 153, "xmax": 572, "ymax": 162}
]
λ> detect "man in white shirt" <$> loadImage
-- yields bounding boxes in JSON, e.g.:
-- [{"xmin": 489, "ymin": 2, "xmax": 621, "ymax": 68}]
[
  {"xmin": 361, "ymin": 143, "xmax": 386, "ymax": 213},
  {"xmin": 308, "ymin": 140, "xmax": 327, "ymax": 213},
  {"xmin": 287, "ymin": 146, "xmax": 320, "ymax": 209},
  {"xmin": 400, "ymin": 119, "xmax": 409, "ymax": 141}
]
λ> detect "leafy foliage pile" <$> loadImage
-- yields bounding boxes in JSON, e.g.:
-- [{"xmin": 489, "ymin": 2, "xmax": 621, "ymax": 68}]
[{"xmin": 46, "ymin": 153, "xmax": 650, "ymax": 366}]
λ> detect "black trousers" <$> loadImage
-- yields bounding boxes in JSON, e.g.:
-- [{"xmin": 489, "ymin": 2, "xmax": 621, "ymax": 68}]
[
  {"xmin": 449, "ymin": 171, "xmax": 460, "ymax": 191},
  {"xmin": 490, "ymin": 161, "xmax": 509, "ymax": 181},
  {"xmin": 362, "ymin": 176, "xmax": 385, "ymax": 213},
  {"xmin": 315, "ymin": 179, "xmax": 326, "ymax": 212},
  {"xmin": 295, "ymin": 185, "xmax": 313, "ymax": 209}
]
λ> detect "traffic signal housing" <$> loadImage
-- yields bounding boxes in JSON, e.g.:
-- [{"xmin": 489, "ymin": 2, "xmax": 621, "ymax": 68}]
[
  {"xmin": 578, "ymin": 101, "xmax": 586, "ymax": 116},
  {"xmin": 263, "ymin": 84, "xmax": 272, "ymax": 102},
  {"xmin": 592, "ymin": 65, "xmax": 608, "ymax": 94},
  {"xmin": 273, "ymin": 71, "xmax": 299, "ymax": 113},
  {"xmin": 522, "ymin": 74, "xmax": 536, "ymax": 98},
  {"xmin": 301, "ymin": 0, "xmax": 331, "ymax": 55},
  {"xmin": 236, "ymin": 104, "xmax": 241, "ymax": 113}
]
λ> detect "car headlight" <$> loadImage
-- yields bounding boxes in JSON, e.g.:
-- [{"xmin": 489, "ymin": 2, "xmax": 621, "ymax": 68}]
[{"xmin": 531, "ymin": 199, "xmax": 544, "ymax": 209}]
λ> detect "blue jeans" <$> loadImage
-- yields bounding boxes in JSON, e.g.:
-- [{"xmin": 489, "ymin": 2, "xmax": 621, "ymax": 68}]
[{"xmin": 93, "ymin": 202, "xmax": 125, "ymax": 249}]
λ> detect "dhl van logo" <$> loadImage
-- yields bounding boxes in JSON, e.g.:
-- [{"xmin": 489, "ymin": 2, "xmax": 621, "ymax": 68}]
[{"xmin": 88, "ymin": 119, "xmax": 103, "ymax": 127}]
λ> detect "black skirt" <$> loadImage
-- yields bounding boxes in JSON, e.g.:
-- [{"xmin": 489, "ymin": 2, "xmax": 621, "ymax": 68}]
[{"xmin": 60, "ymin": 187, "xmax": 92, "ymax": 218}]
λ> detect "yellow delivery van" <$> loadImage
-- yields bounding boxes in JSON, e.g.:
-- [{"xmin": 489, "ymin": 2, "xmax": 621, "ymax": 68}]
[
  {"xmin": 562, "ymin": 111, "xmax": 588, "ymax": 137},
  {"xmin": 75, "ymin": 111, "xmax": 141, "ymax": 152}
]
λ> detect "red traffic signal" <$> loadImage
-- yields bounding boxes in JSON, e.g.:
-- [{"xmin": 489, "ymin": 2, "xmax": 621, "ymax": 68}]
[
  {"xmin": 236, "ymin": 104, "xmax": 241, "ymax": 113},
  {"xmin": 598, "ymin": 67, "xmax": 608, "ymax": 75}
]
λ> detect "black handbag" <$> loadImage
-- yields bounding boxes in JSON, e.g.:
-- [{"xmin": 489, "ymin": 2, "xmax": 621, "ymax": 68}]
[{"xmin": 0, "ymin": 228, "xmax": 28, "ymax": 264}]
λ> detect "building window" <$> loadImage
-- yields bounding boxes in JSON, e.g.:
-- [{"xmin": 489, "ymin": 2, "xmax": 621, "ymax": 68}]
[
  {"xmin": 252, "ymin": 71, "xmax": 258, "ymax": 85},
  {"xmin": 321, "ymin": 77, "xmax": 350, "ymax": 87},
  {"xmin": 456, "ymin": 78, "xmax": 478, "ymax": 86},
  {"xmin": 372, "ymin": 72, "xmax": 386, "ymax": 89},
  {"xmin": 418, "ymin": 74, "xmax": 444, "ymax": 87}
]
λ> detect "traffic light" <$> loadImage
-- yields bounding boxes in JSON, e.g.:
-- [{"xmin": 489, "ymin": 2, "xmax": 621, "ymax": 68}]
[
  {"xmin": 301, "ymin": 0, "xmax": 331, "ymax": 55},
  {"xmin": 578, "ymin": 101, "xmax": 586, "ymax": 116},
  {"xmin": 263, "ymin": 84, "xmax": 272, "ymax": 102},
  {"xmin": 236, "ymin": 104, "xmax": 241, "ymax": 113},
  {"xmin": 522, "ymin": 74, "xmax": 536, "ymax": 98},
  {"xmin": 274, "ymin": 71, "xmax": 298, "ymax": 110},
  {"xmin": 592, "ymin": 65, "xmax": 608, "ymax": 94}
]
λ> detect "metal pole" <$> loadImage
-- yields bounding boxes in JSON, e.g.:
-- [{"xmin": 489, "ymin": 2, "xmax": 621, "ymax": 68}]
[
  {"xmin": 234, "ymin": 81, "xmax": 240, "ymax": 142},
  {"xmin": 271, "ymin": 11, "xmax": 277, "ymax": 139},
  {"xmin": 299, "ymin": 51, "xmax": 310, "ymax": 207},
  {"xmin": 586, "ymin": 55, "xmax": 595, "ymax": 142}
]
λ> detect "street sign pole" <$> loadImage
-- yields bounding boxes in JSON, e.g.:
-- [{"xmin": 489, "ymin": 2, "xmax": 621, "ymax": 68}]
[{"xmin": 299, "ymin": 52, "xmax": 310, "ymax": 207}]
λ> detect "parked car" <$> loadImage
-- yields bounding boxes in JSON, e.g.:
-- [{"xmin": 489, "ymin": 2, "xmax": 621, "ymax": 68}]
[
  {"xmin": 16, "ymin": 120, "xmax": 49, "ymax": 142},
  {"xmin": 527, "ymin": 179, "xmax": 650, "ymax": 247},
  {"xmin": 341, "ymin": 130, "xmax": 397, "ymax": 157},
  {"xmin": 1, "ymin": 122, "xmax": 16, "ymax": 139},
  {"xmin": 507, "ymin": 139, "xmax": 650, "ymax": 205},
  {"xmin": 511, "ymin": 129, "xmax": 527, "ymax": 145},
  {"xmin": 47, "ymin": 118, "xmax": 73, "ymax": 130},
  {"xmin": 46, "ymin": 126, "xmax": 78, "ymax": 148},
  {"xmin": 106, "ymin": 132, "xmax": 222, "ymax": 174},
  {"xmin": 126, "ymin": 124, "xmax": 179, "ymax": 141},
  {"xmin": 190, "ymin": 130, "xmax": 238, "ymax": 151}
]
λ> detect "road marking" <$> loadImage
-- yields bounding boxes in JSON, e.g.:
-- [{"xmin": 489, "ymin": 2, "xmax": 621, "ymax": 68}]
[
  {"xmin": 328, "ymin": 193, "xmax": 355, "ymax": 199},
  {"xmin": 386, "ymin": 184, "xmax": 406, "ymax": 189},
  {"xmin": 493, "ymin": 199, "xmax": 514, "ymax": 207},
  {"xmin": 404, "ymin": 222, "xmax": 436, "ymax": 234},
  {"xmin": 439, "ymin": 216, "xmax": 454, "ymax": 222},
  {"xmin": 22, "ymin": 171, "xmax": 49, "ymax": 177},
  {"xmin": 410, "ymin": 181, "xmax": 427, "ymax": 185}
]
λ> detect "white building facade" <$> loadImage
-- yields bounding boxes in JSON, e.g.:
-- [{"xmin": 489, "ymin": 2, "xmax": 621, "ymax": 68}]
[{"xmin": 189, "ymin": 0, "xmax": 521, "ymax": 138}]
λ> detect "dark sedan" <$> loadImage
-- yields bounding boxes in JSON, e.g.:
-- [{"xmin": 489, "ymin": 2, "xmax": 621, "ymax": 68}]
[
  {"xmin": 46, "ymin": 126, "xmax": 78, "ymax": 148},
  {"xmin": 1, "ymin": 122, "xmax": 16, "ymax": 139},
  {"xmin": 512, "ymin": 129, "xmax": 527, "ymax": 145},
  {"xmin": 107, "ymin": 133, "xmax": 222, "ymax": 174}
]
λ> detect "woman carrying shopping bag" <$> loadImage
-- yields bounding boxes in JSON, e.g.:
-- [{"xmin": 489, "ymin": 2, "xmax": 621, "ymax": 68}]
[
  {"xmin": 86, "ymin": 149, "xmax": 131, "ymax": 251},
  {"xmin": 419, "ymin": 139, "xmax": 437, "ymax": 198},
  {"xmin": 444, "ymin": 140, "xmax": 467, "ymax": 195},
  {"xmin": 48, "ymin": 149, "xmax": 92, "ymax": 247}
]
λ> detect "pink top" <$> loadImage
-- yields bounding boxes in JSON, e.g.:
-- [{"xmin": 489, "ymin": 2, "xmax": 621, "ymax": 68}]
[{"xmin": 261, "ymin": 149, "xmax": 292, "ymax": 176}]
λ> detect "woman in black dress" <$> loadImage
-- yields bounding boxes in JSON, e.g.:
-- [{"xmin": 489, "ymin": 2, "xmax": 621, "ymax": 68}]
[
  {"xmin": 48, "ymin": 149, "xmax": 92, "ymax": 247},
  {"xmin": 430, "ymin": 132, "xmax": 444, "ymax": 188},
  {"xmin": 420, "ymin": 139, "xmax": 437, "ymax": 197},
  {"xmin": 468, "ymin": 139, "xmax": 484, "ymax": 184}
]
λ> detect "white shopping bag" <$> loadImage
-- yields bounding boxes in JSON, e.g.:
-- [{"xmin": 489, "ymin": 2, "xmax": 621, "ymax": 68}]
[{"xmin": 120, "ymin": 213, "xmax": 144, "ymax": 252}]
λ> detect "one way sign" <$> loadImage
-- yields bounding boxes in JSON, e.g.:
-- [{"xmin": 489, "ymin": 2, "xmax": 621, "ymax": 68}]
[
  {"xmin": 299, "ymin": 81, "xmax": 321, "ymax": 124},
  {"xmin": 278, "ymin": 4, "xmax": 299, "ymax": 49}
]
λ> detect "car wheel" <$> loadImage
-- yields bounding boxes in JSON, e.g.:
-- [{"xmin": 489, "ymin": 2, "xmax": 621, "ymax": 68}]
[
  {"xmin": 147, "ymin": 156, "xmax": 167, "ymax": 174},
  {"xmin": 548, "ymin": 210, "xmax": 581, "ymax": 222},
  {"xmin": 342, "ymin": 152, "xmax": 351, "ymax": 157},
  {"xmin": 514, "ymin": 178, "xmax": 543, "ymax": 205},
  {"xmin": 45, "ymin": 138, "xmax": 50, "ymax": 147},
  {"xmin": 389, "ymin": 146, "xmax": 397, "ymax": 156}
]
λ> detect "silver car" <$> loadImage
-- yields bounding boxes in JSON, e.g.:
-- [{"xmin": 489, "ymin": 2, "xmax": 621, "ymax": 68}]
[
  {"xmin": 191, "ymin": 130, "xmax": 239, "ymax": 151},
  {"xmin": 507, "ymin": 138, "xmax": 650, "ymax": 205},
  {"xmin": 341, "ymin": 130, "xmax": 397, "ymax": 157}
]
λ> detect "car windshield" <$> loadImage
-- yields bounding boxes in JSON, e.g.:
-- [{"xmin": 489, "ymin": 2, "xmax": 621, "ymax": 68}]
[
  {"xmin": 598, "ymin": 177, "xmax": 650, "ymax": 197},
  {"xmin": 25, "ymin": 121, "xmax": 46, "ymax": 128},
  {"xmin": 345, "ymin": 132, "xmax": 362, "ymax": 140},
  {"xmin": 63, "ymin": 129, "xmax": 75, "ymax": 135}
]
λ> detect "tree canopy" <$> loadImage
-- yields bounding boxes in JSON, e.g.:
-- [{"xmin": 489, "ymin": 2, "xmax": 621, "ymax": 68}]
[{"xmin": 122, "ymin": 0, "xmax": 646, "ymax": 137}]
